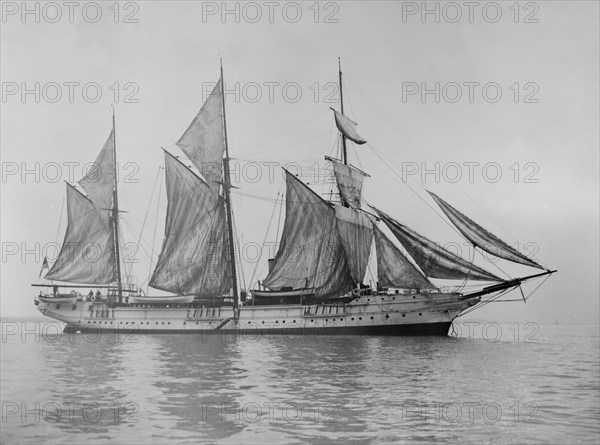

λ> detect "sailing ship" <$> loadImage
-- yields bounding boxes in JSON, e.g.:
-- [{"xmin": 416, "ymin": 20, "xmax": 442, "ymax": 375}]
[{"xmin": 33, "ymin": 60, "xmax": 556, "ymax": 335}]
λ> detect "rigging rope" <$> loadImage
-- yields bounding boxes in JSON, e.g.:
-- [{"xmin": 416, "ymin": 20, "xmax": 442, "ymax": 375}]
[
  {"xmin": 127, "ymin": 166, "xmax": 162, "ymax": 279},
  {"xmin": 347, "ymin": 76, "xmax": 545, "ymax": 266},
  {"xmin": 249, "ymin": 185, "xmax": 283, "ymax": 289},
  {"xmin": 54, "ymin": 197, "xmax": 66, "ymax": 245},
  {"xmin": 147, "ymin": 166, "xmax": 164, "ymax": 293},
  {"xmin": 366, "ymin": 142, "xmax": 513, "ymax": 281}
]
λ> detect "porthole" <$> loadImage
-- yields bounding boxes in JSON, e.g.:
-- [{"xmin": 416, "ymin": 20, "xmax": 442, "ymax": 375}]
[
  {"xmin": 275, "ymin": 320, "xmax": 279, "ymax": 323},
  {"xmin": 392, "ymin": 297, "xmax": 396, "ymax": 300},
  {"xmin": 340, "ymin": 318, "xmax": 343, "ymax": 321},
  {"xmin": 419, "ymin": 313, "xmax": 422, "ymax": 316},
  {"xmin": 402, "ymin": 314, "xmax": 406, "ymax": 317},
  {"xmin": 183, "ymin": 322, "xmax": 186, "ymax": 325},
  {"xmin": 359, "ymin": 317, "xmax": 362, "ymax": 320},
  {"xmin": 351, "ymin": 317, "xmax": 355, "ymax": 321},
  {"xmin": 385, "ymin": 314, "xmax": 389, "ymax": 319},
  {"xmin": 282, "ymin": 320, "xmax": 285, "ymax": 323},
  {"xmin": 311, "ymin": 319, "xmax": 314, "ymax": 322},
  {"xmin": 370, "ymin": 316, "xmax": 374, "ymax": 320},
  {"xmin": 248, "ymin": 321, "xmax": 251, "ymax": 324},
  {"xmin": 262, "ymin": 321, "xmax": 265, "ymax": 324},
  {"xmin": 293, "ymin": 320, "xmax": 296, "ymax": 323},
  {"xmin": 325, "ymin": 318, "xmax": 328, "ymax": 322}
]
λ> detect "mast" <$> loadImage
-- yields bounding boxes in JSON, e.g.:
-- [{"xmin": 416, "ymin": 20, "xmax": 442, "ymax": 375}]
[
  {"xmin": 111, "ymin": 107, "xmax": 123, "ymax": 300},
  {"xmin": 338, "ymin": 57, "xmax": 347, "ymax": 166},
  {"xmin": 220, "ymin": 59, "xmax": 240, "ymax": 310}
]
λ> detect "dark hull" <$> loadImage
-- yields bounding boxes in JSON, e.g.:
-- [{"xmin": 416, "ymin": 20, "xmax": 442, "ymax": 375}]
[{"xmin": 63, "ymin": 321, "xmax": 452, "ymax": 336}]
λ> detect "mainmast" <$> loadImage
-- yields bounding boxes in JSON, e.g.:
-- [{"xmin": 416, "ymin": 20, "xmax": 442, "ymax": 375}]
[
  {"xmin": 338, "ymin": 57, "xmax": 347, "ymax": 166},
  {"xmin": 111, "ymin": 107, "xmax": 123, "ymax": 300},
  {"xmin": 220, "ymin": 59, "xmax": 240, "ymax": 310}
]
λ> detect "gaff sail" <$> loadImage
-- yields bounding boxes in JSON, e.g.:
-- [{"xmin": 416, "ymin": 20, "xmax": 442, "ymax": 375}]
[
  {"xmin": 44, "ymin": 184, "xmax": 116, "ymax": 284},
  {"xmin": 372, "ymin": 207, "xmax": 501, "ymax": 282},
  {"xmin": 263, "ymin": 171, "xmax": 352, "ymax": 298},
  {"xmin": 149, "ymin": 151, "xmax": 231, "ymax": 296},
  {"xmin": 428, "ymin": 191, "xmax": 544, "ymax": 269}
]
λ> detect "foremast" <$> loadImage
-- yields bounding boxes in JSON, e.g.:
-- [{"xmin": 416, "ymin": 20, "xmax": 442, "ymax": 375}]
[
  {"xmin": 220, "ymin": 59, "xmax": 240, "ymax": 310},
  {"xmin": 338, "ymin": 57, "xmax": 348, "ymax": 166}
]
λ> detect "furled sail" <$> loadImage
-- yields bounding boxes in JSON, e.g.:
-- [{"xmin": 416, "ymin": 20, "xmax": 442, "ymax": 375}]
[
  {"xmin": 428, "ymin": 192, "xmax": 544, "ymax": 269},
  {"xmin": 45, "ymin": 183, "xmax": 116, "ymax": 284},
  {"xmin": 78, "ymin": 130, "xmax": 115, "ymax": 214},
  {"xmin": 373, "ymin": 226, "xmax": 434, "ymax": 290},
  {"xmin": 334, "ymin": 205, "xmax": 374, "ymax": 284},
  {"xmin": 372, "ymin": 207, "xmax": 501, "ymax": 282},
  {"xmin": 176, "ymin": 78, "xmax": 225, "ymax": 188},
  {"xmin": 149, "ymin": 151, "xmax": 232, "ymax": 296},
  {"xmin": 331, "ymin": 108, "xmax": 367, "ymax": 145},
  {"xmin": 330, "ymin": 159, "xmax": 367, "ymax": 208},
  {"xmin": 263, "ymin": 171, "xmax": 352, "ymax": 298}
]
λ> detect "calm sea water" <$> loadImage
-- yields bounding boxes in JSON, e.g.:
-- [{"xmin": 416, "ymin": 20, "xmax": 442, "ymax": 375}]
[{"xmin": 1, "ymin": 320, "xmax": 598, "ymax": 444}]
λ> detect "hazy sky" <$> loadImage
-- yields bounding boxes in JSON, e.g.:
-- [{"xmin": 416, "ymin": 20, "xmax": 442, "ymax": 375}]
[{"xmin": 1, "ymin": 1, "xmax": 598, "ymax": 324}]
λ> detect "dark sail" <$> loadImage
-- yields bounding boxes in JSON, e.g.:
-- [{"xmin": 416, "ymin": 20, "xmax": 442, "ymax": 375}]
[
  {"xmin": 428, "ymin": 191, "xmax": 544, "ymax": 269},
  {"xmin": 330, "ymin": 158, "xmax": 367, "ymax": 208},
  {"xmin": 176, "ymin": 77, "xmax": 225, "ymax": 189},
  {"xmin": 372, "ymin": 207, "xmax": 501, "ymax": 282},
  {"xmin": 78, "ymin": 130, "xmax": 115, "ymax": 216},
  {"xmin": 149, "ymin": 151, "xmax": 231, "ymax": 296},
  {"xmin": 44, "ymin": 184, "xmax": 116, "ymax": 284},
  {"xmin": 263, "ymin": 171, "xmax": 352, "ymax": 298},
  {"xmin": 374, "ymin": 226, "xmax": 434, "ymax": 289},
  {"xmin": 335, "ymin": 205, "xmax": 374, "ymax": 284}
]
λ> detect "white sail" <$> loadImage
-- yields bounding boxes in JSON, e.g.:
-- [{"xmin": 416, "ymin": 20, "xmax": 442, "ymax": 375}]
[{"xmin": 331, "ymin": 108, "xmax": 367, "ymax": 145}]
